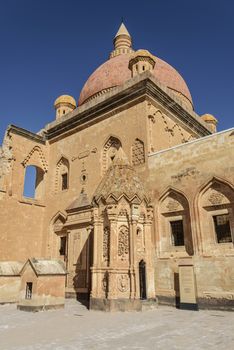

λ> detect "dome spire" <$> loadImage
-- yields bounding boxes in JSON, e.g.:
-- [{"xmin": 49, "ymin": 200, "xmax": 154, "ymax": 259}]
[
  {"xmin": 110, "ymin": 22, "xmax": 134, "ymax": 58},
  {"xmin": 115, "ymin": 22, "xmax": 131, "ymax": 38}
]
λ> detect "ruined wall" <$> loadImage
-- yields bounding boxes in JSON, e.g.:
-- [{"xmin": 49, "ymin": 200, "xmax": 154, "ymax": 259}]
[
  {"xmin": 0, "ymin": 130, "xmax": 48, "ymax": 260},
  {"xmin": 0, "ymin": 129, "xmax": 14, "ymax": 195}
]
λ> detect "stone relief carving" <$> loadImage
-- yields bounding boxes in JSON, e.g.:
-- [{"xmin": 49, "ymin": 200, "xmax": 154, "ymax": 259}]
[
  {"xmin": 136, "ymin": 228, "xmax": 145, "ymax": 257},
  {"xmin": 208, "ymin": 191, "xmax": 225, "ymax": 205},
  {"xmin": 132, "ymin": 139, "xmax": 145, "ymax": 166},
  {"xmin": 171, "ymin": 167, "xmax": 199, "ymax": 181},
  {"xmin": 118, "ymin": 225, "xmax": 129, "ymax": 261},
  {"xmin": 117, "ymin": 274, "xmax": 129, "ymax": 292},
  {"xmin": 102, "ymin": 272, "xmax": 108, "ymax": 294},
  {"xmin": 22, "ymin": 145, "xmax": 48, "ymax": 172},
  {"xmin": 103, "ymin": 227, "xmax": 110, "ymax": 262},
  {"xmin": 166, "ymin": 199, "xmax": 180, "ymax": 211},
  {"xmin": 118, "ymin": 208, "xmax": 128, "ymax": 217}
]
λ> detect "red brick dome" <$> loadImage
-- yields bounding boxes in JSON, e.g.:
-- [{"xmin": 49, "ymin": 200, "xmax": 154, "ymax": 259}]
[{"xmin": 78, "ymin": 53, "xmax": 193, "ymax": 109}]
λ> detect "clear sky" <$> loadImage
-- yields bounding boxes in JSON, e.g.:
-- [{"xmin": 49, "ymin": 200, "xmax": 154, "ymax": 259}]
[{"xmin": 0, "ymin": 0, "xmax": 233, "ymax": 144}]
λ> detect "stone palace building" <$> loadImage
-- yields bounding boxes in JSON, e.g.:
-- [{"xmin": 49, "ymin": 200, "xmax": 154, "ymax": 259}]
[{"xmin": 0, "ymin": 23, "xmax": 233, "ymax": 311}]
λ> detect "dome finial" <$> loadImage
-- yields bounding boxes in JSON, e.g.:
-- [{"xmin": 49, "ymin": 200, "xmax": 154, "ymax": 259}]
[
  {"xmin": 110, "ymin": 22, "xmax": 134, "ymax": 58},
  {"xmin": 115, "ymin": 22, "xmax": 131, "ymax": 38}
]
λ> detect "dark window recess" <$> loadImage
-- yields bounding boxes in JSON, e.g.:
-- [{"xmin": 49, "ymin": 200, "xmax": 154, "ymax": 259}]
[
  {"xmin": 61, "ymin": 173, "xmax": 68, "ymax": 190},
  {"xmin": 213, "ymin": 214, "xmax": 232, "ymax": 243},
  {"xmin": 170, "ymin": 220, "xmax": 185, "ymax": 246},
  {"xmin": 25, "ymin": 282, "xmax": 33, "ymax": 299},
  {"xmin": 60, "ymin": 236, "xmax": 67, "ymax": 255}
]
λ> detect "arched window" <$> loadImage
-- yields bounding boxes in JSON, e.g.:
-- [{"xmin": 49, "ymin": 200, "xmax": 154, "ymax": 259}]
[
  {"xmin": 55, "ymin": 157, "xmax": 69, "ymax": 192},
  {"xmin": 102, "ymin": 136, "xmax": 122, "ymax": 174},
  {"xmin": 198, "ymin": 179, "xmax": 234, "ymax": 248},
  {"xmin": 132, "ymin": 139, "xmax": 145, "ymax": 166},
  {"xmin": 159, "ymin": 189, "xmax": 193, "ymax": 256},
  {"xmin": 52, "ymin": 213, "xmax": 67, "ymax": 261},
  {"xmin": 23, "ymin": 165, "xmax": 45, "ymax": 199}
]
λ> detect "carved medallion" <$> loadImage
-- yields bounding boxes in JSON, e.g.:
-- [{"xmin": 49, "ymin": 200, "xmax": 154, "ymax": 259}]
[{"xmin": 117, "ymin": 274, "xmax": 129, "ymax": 292}]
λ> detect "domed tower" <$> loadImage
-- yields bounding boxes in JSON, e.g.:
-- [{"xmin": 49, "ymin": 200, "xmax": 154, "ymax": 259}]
[
  {"xmin": 128, "ymin": 49, "xmax": 156, "ymax": 77},
  {"xmin": 54, "ymin": 95, "xmax": 76, "ymax": 120},
  {"xmin": 201, "ymin": 114, "xmax": 218, "ymax": 133}
]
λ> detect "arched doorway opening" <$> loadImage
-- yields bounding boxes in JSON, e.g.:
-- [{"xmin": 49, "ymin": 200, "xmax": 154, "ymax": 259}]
[{"xmin": 139, "ymin": 260, "xmax": 147, "ymax": 300}]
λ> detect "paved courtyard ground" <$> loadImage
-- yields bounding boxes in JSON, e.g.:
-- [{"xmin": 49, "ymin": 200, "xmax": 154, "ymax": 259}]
[{"xmin": 0, "ymin": 300, "xmax": 233, "ymax": 350}]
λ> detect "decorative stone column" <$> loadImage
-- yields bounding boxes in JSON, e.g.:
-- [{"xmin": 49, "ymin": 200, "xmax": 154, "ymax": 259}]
[
  {"xmin": 107, "ymin": 204, "xmax": 118, "ymax": 300},
  {"xmin": 144, "ymin": 206, "xmax": 155, "ymax": 299},
  {"xmin": 130, "ymin": 204, "xmax": 139, "ymax": 299},
  {"xmin": 90, "ymin": 207, "xmax": 103, "ymax": 300}
]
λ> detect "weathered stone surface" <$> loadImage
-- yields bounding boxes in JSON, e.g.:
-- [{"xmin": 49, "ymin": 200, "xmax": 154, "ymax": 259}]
[{"xmin": 0, "ymin": 23, "xmax": 233, "ymax": 312}]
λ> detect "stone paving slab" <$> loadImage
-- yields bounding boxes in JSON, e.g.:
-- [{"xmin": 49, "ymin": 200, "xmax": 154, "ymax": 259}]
[{"xmin": 0, "ymin": 300, "xmax": 233, "ymax": 350}]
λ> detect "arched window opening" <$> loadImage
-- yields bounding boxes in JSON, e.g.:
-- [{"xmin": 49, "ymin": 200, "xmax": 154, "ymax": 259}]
[
  {"xmin": 52, "ymin": 214, "xmax": 67, "ymax": 261},
  {"xmin": 102, "ymin": 136, "xmax": 122, "ymax": 174},
  {"xmin": 159, "ymin": 190, "xmax": 193, "ymax": 256},
  {"xmin": 170, "ymin": 220, "xmax": 184, "ymax": 246},
  {"xmin": 61, "ymin": 173, "xmax": 68, "ymax": 191},
  {"xmin": 23, "ymin": 165, "xmax": 44, "ymax": 199},
  {"xmin": 199, "ymin": 180, "xmax": 234, "ymax": 247},
  {"xmin": 55, "ymin": 157, "xmax": 69, "ymax": 192},
  {"xmin": 213, "ymin": 214, "xmax": 232, "ymax": 243},
  {"xmin": 132, "ymin": 139, "xmax": 145, "ymax": 166}
]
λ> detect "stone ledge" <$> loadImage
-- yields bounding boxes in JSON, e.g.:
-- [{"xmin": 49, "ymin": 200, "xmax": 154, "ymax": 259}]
[
  {"xmin": 90, "ymin": 298, "xmax": 142, "ymax": 312},
  {"xmin": 17, "ymin": 303, "xmax": 64, "ymax": 312}
]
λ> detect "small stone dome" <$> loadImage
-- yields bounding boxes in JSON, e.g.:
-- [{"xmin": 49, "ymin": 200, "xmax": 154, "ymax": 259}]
[
  {"xmin": 128, "ymin": 49, "xmax": 156, "ymax": 70},
  {"xmin": 201, "ymin": 113, "xmax": 218, "ymax": 123},
  {"xmin": 201, "ymin": 114, "xmax": 218, "ymax": 133},
  {"xmin": 54, "ymin": 95, "xmax": 76, "ymax": 120},
  {"xmin": 54, "ymin": 95, "xmax": 76, "ymax": 108},
  {"xmin": 130, "ymin": 49, "xmax": 156, "ymax": 61}
]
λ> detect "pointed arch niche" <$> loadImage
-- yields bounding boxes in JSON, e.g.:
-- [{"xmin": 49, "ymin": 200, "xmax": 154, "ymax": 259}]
[
  {"xmin": 158, "ymin": 189, "xmax": 194, "ymax": 256},
  {"xmin": 198, "ymin": 178, "xmax": 234, "ymax": 252},
  {"xmin": 22, "ymin": 146, "xmax": 48, "ymax": 200},
  {"xmin": 55, "ymin": 157, "xmax": 69, "ymax": 193},
  {"xmin": 50, "ymin": 212, "xmax": 67, "ymax": 261},
  {"xmin": 102, "ymin": 136, "xmax": 122, "ymax": 174}
]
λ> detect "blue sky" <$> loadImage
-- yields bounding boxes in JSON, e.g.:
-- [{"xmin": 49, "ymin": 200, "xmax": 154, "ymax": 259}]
[{"xmin": 0, "ymin": 0, "xmax": 233, "ymax": 144}]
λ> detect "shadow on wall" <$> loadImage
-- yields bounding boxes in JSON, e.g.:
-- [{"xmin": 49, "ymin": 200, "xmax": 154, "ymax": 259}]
[{"xmin": 174, "ymin": 272, "xmax": 180, "ymax": 308}]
